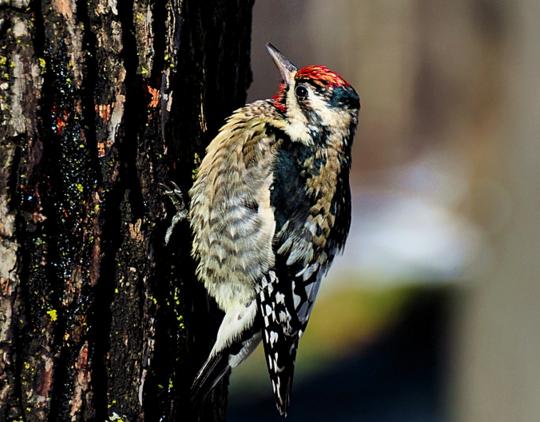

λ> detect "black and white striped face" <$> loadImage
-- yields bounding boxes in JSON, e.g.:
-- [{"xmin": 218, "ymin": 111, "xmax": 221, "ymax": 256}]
[
  {"xmin": 266, "ymin": 43, "xmax": 360, "ymax": 146},
  {"xmin": 284, "ymin": 79, "xmax": 359, "ymax": 145}
]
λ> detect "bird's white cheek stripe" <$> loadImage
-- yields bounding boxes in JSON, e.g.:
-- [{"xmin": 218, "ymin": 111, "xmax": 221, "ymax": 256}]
[
  {"xmin": 285, "ymin": 84, "xmax": 312, "ymax": 144},
  {"xmin": 306, "ymin": 93, "xmax": 353, "ymax": 129}
]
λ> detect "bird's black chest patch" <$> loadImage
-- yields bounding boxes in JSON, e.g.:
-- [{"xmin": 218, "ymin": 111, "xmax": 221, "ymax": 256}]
[{"xmin": 270, "ymin": 143, "xmax": 313, "ymax": 233}]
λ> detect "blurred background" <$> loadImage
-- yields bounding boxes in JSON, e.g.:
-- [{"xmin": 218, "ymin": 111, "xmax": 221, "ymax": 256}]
[{"xmin": 228, "ymin": 0, "xmax": 540, "ymax": 421}]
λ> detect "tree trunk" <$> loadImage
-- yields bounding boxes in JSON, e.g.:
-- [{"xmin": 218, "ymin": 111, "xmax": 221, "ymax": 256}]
[{"xmin": 0, "ymin": 0, "xmax": 253, "ymax": 420}]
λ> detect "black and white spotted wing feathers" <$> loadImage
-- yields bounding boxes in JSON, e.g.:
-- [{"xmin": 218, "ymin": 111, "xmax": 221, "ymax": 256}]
[{"xmin": 256, "ymin": 269, "xmax": 301, "ymax": 416}]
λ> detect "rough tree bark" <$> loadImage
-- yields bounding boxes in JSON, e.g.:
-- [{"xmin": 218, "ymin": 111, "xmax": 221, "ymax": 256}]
[{"xmin": 0, "ymin": 0, "xmax": 254, "ymax": 420}]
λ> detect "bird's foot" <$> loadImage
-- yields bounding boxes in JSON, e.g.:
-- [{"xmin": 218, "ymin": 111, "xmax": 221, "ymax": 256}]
[{"xmin": 161, "ymin": 181, "xmax": 188, "ymax": 245}]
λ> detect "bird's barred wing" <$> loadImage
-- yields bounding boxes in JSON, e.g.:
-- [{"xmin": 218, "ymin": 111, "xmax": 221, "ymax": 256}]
[
  {"xmin": 189, "ymin": 103, "xmax": 291, "ymax": 404},
  {"xmin": 189, "ymin": 103, "xmax": 287, "ymax": 311}
]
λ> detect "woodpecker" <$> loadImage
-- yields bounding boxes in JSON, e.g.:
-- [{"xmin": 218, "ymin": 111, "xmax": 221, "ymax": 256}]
[{"xmin": 188, "ymin": 43, "xmax": 360, "ymax": 416}]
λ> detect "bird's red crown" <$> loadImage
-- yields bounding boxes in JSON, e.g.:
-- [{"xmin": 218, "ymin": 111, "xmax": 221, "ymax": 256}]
[
  {"xmin": 295, "ymin": 65, "xmax": 351, "ymax": 88},
  {"xmin": 272, "ymin": 65, "xmax": 351, "ymax": 112}
]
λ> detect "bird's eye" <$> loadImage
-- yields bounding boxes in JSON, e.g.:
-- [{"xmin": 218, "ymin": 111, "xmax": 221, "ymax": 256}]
[{"xmin": 295, "ymin": 85, "xmax": 308, "ymax": 99}]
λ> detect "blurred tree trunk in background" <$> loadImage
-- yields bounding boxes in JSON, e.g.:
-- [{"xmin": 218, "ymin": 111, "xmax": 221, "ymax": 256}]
[
  {"xmin": 454, "ymin": 0, "xmax": 540, "ymax": 421},
  {"xmin": 0, "ymin": 1, "xmax": 253, "ymax": 420}
]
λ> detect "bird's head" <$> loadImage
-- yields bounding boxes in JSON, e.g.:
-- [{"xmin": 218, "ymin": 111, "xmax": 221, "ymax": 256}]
[{"xmin": 267, "ymin": 43, "xmax": 360, "ymax": 145}]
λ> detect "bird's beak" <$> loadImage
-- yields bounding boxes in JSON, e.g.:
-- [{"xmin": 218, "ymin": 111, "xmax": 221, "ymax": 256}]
[{"xmin": 266, "ymin": 43, "xmax": 297, "ymax": 86}]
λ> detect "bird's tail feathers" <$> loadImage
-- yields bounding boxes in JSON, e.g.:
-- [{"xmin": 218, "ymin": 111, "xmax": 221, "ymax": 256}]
[
  {"xmin": 191, "ymin": 310, "xmax": 262, "ymax": 407},
  {"xmin": 191, "ymin": 351, "xmax": 231, "ymax": 406}
]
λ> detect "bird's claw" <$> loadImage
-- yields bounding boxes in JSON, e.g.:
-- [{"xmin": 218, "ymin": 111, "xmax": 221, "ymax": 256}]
[{"xmin": 160, "ymin": 181, "xmax": 188, "ymax": 245}]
